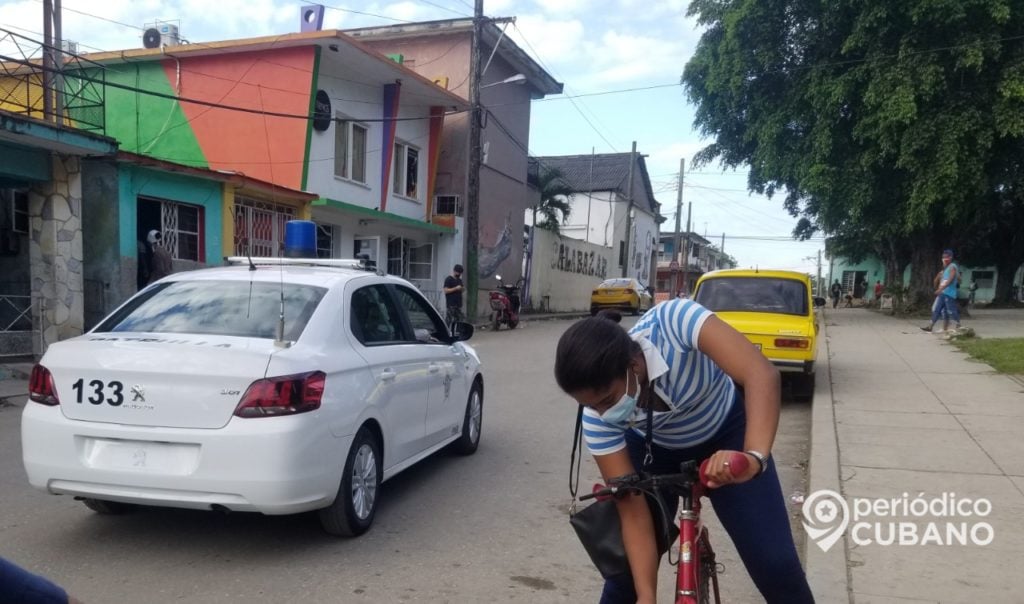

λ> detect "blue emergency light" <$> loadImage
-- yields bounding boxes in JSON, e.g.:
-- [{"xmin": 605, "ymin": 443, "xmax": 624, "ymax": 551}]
[{"xmin": 284, "ymin": 220, "xmax": 317, "ymax": 258}]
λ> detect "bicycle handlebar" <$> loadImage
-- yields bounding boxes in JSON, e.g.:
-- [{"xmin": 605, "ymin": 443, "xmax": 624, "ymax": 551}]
[{"xmin": 578, "ymin": 452, "xmax": 750, "ymax": 502}]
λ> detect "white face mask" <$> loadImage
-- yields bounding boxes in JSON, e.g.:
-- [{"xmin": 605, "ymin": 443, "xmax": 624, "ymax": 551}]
[{"xmin": 600, "ymin": 369, "xmax": 639, "ymax": 427}]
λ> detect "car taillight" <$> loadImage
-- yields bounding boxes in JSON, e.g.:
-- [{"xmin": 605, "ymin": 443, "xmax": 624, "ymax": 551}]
[
  {"xmin": 234, "ymin": 371, "xmax": 325, "ymax": 418},
  {"xmin": 625, "ymin": 289, "xmax": 635, "ymax": 294},
  {"xmin": 774, "ymin": 338, "xmax": 809, "ymax": 349},
  {"xmin": 28, "ymin": 364, "xmax": 60, "ymax": 406}
]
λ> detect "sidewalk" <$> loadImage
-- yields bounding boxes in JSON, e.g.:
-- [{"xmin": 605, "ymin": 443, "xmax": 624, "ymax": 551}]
[{"xmin": 807, "ymin": 307, "xmax": 1024, "ymax": 602}]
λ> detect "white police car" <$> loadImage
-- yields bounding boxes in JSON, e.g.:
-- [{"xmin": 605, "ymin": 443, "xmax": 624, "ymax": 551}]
[{"xmin": 21, "ymin": 255, "xmax": 483, "ymax": 536}]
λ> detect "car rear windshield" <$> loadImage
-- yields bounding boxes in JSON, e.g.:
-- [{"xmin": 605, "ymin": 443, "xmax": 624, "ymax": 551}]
[
  {"xmin": 694, "ymin": 277, "xmax": 808, "ymax": 316},
  {"xmin": 599, "ymin": 279, "xmax": 633, "ymax": 288},
  {"xmin": 94, "ymin": 280, "xmax": 327, "ymax": 340}
]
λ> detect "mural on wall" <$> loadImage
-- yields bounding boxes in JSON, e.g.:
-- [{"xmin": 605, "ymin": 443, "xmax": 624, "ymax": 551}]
[
  {"xmin": 479, "ymin": 212, "xmax": 512, "ymax": 279},
  {"xmin": 551, "ymin": 240, "xmax": 609, "ymax": 279},
  {"xmin": 630, "ymin": 222, "xmax": 654, "ymax": 283},
  {"xmin": 101, "ymin": 47, "xmax": 317, "ymax": 190}
]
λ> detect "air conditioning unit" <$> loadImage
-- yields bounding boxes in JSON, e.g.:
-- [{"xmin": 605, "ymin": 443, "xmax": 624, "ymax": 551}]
[
  {"xmin": 60, "ymin": 40, "xmax": 78, "ymax": 56},
  {"xmin": 142, "ymin": 23, "xmax": 181, "ymax": 49},
  {"xmin": 434, "ymin": 194, "xmax": 462, "ymax": 216}
]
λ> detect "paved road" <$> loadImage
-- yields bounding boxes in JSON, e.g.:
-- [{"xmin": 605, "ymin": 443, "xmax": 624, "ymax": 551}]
[{"xmin": 0, "ymin": 318, "xmax": 811, "ymax": 603}]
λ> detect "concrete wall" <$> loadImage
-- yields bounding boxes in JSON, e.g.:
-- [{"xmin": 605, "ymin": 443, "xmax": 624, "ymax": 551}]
[
  {"xmin": 528, "ymin": 227, "xmax": 613, "ymax": 312},
  {"xmin": 81, "ymin": 159, "xmax": 121, "ymax": 329}
]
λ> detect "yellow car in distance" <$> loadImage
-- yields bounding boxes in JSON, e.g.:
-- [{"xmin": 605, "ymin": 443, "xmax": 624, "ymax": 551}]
[
  {"xmin": 692, "ymin": 269, "xmax": 825, "ymax": 399},
  {"xmin": 590, "ymin": 277, "xmax": 653, "ymax": 316}
]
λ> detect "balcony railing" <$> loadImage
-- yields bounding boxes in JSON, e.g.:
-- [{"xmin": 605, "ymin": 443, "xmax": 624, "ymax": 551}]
[{"xmin": 0, "ymin": 28, "xmax": 105, "ymax": 133}]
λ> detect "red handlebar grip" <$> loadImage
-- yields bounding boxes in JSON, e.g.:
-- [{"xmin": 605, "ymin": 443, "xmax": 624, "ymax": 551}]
[{"xmin": 699, "ymin": 452, "xmax": 750, "ymax": 486}]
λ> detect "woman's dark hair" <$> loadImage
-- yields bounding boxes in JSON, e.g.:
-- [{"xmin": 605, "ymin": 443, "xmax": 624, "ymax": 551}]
[{"xmin": 555, "ymin": 312, "xmax": 640, "ymax": 394}]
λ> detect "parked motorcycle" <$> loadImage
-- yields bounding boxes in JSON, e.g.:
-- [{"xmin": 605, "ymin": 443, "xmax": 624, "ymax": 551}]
[{"xmin": 489, "ymin": 274, "xmax": 523, "ymax": 331}]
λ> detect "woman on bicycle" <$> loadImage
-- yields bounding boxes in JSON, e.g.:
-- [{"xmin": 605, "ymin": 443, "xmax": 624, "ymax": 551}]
[{"xmin": 555, "ymin": 300, "xmax": 814, "ymax": 603}]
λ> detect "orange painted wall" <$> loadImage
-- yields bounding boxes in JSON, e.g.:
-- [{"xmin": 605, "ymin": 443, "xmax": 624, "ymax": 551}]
[{"xmin": 163, "ymin": 46, "xmax": 315, "ymax": 189}]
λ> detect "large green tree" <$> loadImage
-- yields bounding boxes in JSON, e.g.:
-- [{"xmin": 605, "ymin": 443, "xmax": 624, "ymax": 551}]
[{"xmin": 683, "ymin": 0, "xmax": 1024, "ymax": 304}]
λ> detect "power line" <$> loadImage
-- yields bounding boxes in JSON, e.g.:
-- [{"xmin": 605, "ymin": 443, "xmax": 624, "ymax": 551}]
[
  {"xmin": 512, "ymin": 23, "xmax": 622, "ymax": 152},
  {"xmin": 412, "ymin": 0, "xmax": 471, "ymax": 18}
]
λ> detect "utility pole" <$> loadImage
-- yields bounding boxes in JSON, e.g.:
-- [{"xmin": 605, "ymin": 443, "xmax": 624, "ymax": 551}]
[
  {"xmin": 622, "ymin": 141, "xmax": 636, "ymax": 277},
  {"xmin": 817, "ymin": 249, "xmax": 823, "ymax": 298},
  {"xmin": 681, "ymin": 202, "xmax": 692, "ymax": 294},
  {"xmin": 466, "ymin": 0, "xmax": 484, "ymax": 321},
  {"xmin": 672, "ymin": 158, "xmax": 684, "ymax": 295}
]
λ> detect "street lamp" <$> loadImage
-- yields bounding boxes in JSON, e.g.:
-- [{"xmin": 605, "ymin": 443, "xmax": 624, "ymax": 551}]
[{"xmin": 480, "ymin": 73, "xmax": 526, "ymax": 89}]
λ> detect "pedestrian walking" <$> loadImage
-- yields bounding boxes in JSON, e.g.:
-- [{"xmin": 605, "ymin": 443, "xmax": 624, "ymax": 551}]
[
  {"xmin": 873, "ymin": 280, "xmax": 883, "ymax": 301},
  {"xmin": 921, "ymin": 249, "xmax": 961, "ymax": 333},
  {"xmin": 968, "ymin": 279, "xmax": 978, "ymax": 306},
  {"xmin": 830, "ymin": 280, "xmax": 842, "ymax": 309},
  {"xmin": 443, "ymin": 264, "xmax": 465, "ymax": 326}
]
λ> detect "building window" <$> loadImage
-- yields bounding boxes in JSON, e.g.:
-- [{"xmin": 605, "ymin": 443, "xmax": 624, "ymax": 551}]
[
  {"xmin": 971, "ymin": 270, "xmax": 994, "ymax": 289},
  {"xmin": 434, "ymin": 194, "xmax": 461, "ymax": 216},
  {"xmin": 138, "ymin": 196, "xmax": 204, "ymax": 262},
  {"xmin": 233, "ymin": 196, "xmax": 295, "ymax": 257},
  {"xmin": 7, "ymin": 190, "xmax": 29, "ymax": 234},
  {"xmin": 392, "ymin": 142, "xmax": 419, "ymax": 199},
  {"xmin": 335, "ymin": 118, "xmax": 368, "ymax": 184},
  {"xmin": 316, "ymin": 223, "xmax": 337, "ymax": 258},
  {"xmin": 386, "ymin": 236, "xmax": 433, "ymax": 283}
]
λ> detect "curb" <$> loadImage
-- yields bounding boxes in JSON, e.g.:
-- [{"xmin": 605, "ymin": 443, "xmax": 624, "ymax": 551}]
[
  {"xmin": 804, "ymin": 313, "xmax": 853, "ymax": 602},
  {"xmin": 474, "ymin": 312, "xmax": 590, "ymax": 330}
]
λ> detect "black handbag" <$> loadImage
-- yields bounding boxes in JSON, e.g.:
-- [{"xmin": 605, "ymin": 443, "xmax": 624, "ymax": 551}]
[{"xmin": 568, "ymin": 405, "xmax": 679, "ymax": 579}]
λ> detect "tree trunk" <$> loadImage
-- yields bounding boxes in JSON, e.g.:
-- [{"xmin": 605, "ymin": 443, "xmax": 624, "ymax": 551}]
[
  {"xmin": 994, "ymin": 256, "xmax": 1021, "ymax": 303},
  {"xmin": 908, "ymin": 243, "xmax": 941, "ymax": 309}
]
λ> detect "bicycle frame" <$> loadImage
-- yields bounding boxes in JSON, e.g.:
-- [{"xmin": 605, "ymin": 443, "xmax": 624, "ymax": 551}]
[{"xmin": 675, "ymin": 479, "xmax": 720, "ymax": 604}]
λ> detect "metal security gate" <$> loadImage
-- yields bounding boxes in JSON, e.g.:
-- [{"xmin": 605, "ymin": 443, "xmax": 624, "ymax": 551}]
[
  {"xmin": 233, "ymin": 197, "xmax": 295, "ymax": 257},
  {"xmin": 0, "ymin": 294, "xmax": 34, "ymax": 357}
]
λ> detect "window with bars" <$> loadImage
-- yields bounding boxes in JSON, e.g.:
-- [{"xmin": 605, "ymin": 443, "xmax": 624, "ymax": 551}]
[
  {"xmin": 316, "ymin": 223, "xmax": 337, "ymax": 258},
  {"xmin": 233, "ymin": 196, "xmax": 295, "ymax": 257},
  {"xmin": 392, "ymin": 141, "xmax": 420, "ymax": 200},
  {"xmin": 139, "ymin": 197, "xmax": 203, "ymax": 262},
  {"xmin": 334, "ymin": 117, "xmax": 368, "ymax": 184},
  {"xmin": 386, "ymin": 236, "xmax": 434, "ymax": 283}
]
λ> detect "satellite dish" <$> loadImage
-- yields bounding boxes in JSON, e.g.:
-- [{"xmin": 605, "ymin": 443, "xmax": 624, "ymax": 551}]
[{"xmin": 143, "ymin": 28, "xmax": 162, "ymax": 49}]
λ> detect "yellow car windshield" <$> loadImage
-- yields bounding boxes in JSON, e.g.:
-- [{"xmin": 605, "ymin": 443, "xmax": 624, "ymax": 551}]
[{"xmin": 695, "ymin": 277, "xmax": 808, "ymax": 316}]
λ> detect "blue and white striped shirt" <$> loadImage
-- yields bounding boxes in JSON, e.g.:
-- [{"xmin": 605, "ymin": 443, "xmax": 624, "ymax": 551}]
[{"xmin": 582, "ymin": 299, "xmax": 736, "ymax": 455}]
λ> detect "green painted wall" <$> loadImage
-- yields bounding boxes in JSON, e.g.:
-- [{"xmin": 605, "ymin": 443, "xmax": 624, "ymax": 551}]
[
  {"xmin": 0, "ymin": 141, "xmax": 51, "ymax": 183},
  {"xmin": 117, "ymin": 165, "xmax": 222, "ymax": 266},
  {"xmin": 103, "ymin": 63, "xmax": 207, "ymax": 166}
]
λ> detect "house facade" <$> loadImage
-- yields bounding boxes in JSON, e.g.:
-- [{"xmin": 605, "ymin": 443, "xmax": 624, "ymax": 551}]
[
  {"xmin": 655, "ymin": 232, "xmax": 734, "ymax": 295},
  {"xmin": 0, "ymin": 110, "xmax": 118, "ymax": 355},
  {"xmin": 827, "ymin": 255, "xmax": 1024, "ymax": 304},
  {"xmin": 346, "ymin": 19, "xmax": 563, "ymax": 315},
  {"xmin": 529, "ymin": 153, "xmax": 663, "ymax": 288},
  {"xmin": 82, "ymin": 30, "xmax": 468, "ymax": 308}
]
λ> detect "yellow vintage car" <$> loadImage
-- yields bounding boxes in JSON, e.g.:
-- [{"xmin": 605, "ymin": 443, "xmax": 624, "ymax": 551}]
[
  {"xmin": 692, "ymin": 269, "xmax": 825, "ymax": 398},
  {"xmin": 590, "ymin": 277, "xmax": 653, "ymax": 316}
]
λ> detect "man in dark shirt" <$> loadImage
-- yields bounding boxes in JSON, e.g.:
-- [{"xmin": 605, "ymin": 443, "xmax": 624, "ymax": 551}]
[{"xmin": 443, "ymin": 264, "xmax": 465, "ymax": 325}]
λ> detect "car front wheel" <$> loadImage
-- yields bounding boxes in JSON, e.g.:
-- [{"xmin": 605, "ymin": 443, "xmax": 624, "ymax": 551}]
[{"xmin": 319, "ymin": 427, "xmax": 381, "ymax": 537}]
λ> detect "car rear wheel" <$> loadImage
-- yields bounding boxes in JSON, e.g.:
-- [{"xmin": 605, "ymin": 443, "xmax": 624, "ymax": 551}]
[
  {"xmin": 452, "ymin": 383, "xmax": 483, "ymax": 456},
  {"xmin": 82, "ymin": 498, "xmax": 136, "ymax": 515},
  {"xmin": 791, "ymin": 373, "xmax": 815, "ymax": 402},
  {"xmin": 319, "ymin": 427, "xmax": 381, "ymax": 537}
]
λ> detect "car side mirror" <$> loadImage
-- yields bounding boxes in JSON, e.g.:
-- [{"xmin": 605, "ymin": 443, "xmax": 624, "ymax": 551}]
[
  {"xmin": 813, "ymin": 296, "xmax": 826, "ymax": 307},
  {"xmin": 451, "ymin": 321, "xmax": 474, "ymax": 342}
]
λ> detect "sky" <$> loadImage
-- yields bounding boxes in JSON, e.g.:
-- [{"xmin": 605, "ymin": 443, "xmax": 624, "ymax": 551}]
[{"xmin": 0, "ymin": 0, "xmax": 826, "ymax": 275}]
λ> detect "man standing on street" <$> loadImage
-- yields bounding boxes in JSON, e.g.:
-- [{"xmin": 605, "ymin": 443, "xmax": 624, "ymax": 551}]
[
  {"xmin": 443, "ymin": 264, "xmax": 465, "ymax": 326},
  {"xmin": 922, "ymin": 249, "xmax": 961, "ymax": 333},
  {"xmin": 874, "ymin": 280, "xmax": 883, "ymax": 302}
]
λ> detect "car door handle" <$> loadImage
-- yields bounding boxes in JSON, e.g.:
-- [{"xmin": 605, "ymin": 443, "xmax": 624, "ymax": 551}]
[
  {"xmin": 428, "ymin": 363, "xmax": 441, "ymax": 374},
  {"xmin": 380, "ymin": 369, "xmax": 397, "ymax": 382}
]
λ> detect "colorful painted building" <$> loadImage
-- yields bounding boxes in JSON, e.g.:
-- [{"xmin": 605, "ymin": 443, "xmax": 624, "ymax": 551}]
[
  {"xmin": 78, "ymin": 30, "xmax": 467, "ymax": 307},
  {"xmin": 827, "ymin": 255, "xmax": 1023, "ymax": 304}
]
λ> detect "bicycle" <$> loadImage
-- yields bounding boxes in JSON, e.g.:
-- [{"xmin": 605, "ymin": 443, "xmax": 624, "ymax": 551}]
[{"xmin": 578, "ymin": 452, "xmax": 749, "ymax": 604}]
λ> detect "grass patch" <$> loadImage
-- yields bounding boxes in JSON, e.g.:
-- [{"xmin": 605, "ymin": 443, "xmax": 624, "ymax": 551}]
[{"xmin": 952, "ymin": 338, "xmax": 1024, "ymax": 374}]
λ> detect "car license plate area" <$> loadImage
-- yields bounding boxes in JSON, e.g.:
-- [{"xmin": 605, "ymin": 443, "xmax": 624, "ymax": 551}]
[{"xmin": 79, "ymin": 437, "xmax": 200, "ymax": 475}]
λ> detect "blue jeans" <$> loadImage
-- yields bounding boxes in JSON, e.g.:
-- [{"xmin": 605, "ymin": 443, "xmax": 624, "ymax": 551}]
[
  {"xmin": 599, "ymin": 396, "xmax": 814, "ymax": 604},
  {"xmin": 930, "ymin": 294, "xmax": 960, "ymax": 325}
]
